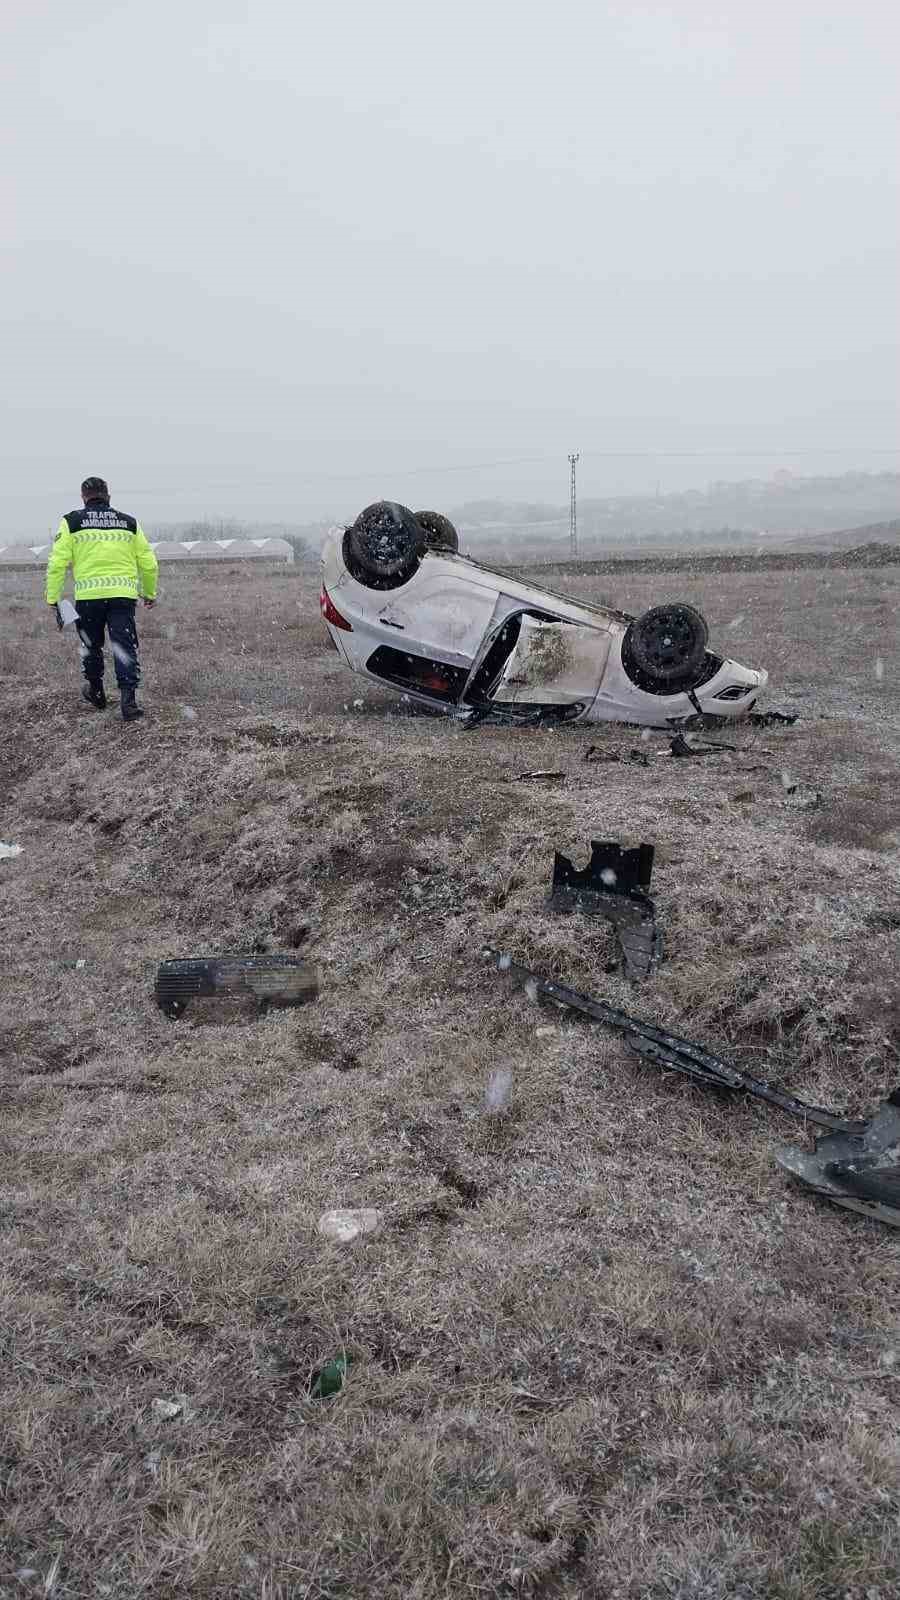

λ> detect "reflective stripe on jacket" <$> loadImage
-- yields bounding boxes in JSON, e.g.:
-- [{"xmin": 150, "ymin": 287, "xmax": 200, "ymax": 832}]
[{"xmin": 45, "ymin": 503, "xmax": 159, "ymax": 604}]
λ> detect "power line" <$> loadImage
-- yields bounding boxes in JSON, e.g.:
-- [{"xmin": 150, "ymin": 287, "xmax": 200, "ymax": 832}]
[{"xmin": 34, "ymin": 443, "xmax": 900, "ymax": 497}]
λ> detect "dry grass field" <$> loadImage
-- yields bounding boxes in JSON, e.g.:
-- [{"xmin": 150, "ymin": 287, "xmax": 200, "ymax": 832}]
[{"xmin": 1, "ymin": 552, "xmax": 899, "ymax": 1600}]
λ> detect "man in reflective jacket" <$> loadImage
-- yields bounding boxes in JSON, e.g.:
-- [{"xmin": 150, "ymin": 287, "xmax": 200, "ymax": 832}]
[{"xmin": 45, "ymin": 476, "xmax": 159, "ymax": 722}]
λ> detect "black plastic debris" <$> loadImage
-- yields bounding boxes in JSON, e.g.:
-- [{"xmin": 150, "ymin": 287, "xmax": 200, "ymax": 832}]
[
  {"xmin": 485, "ymin": 948, "xmax": 865, "ymax": 1133},
  {"xmin": 155, "ymin": 955, "xmax": 318, "ymax": 1019},
  {"xmin": 774, "ymin": 1091, "xmax": 900, "ymax": 1228},
  {"xmin": 748, "ymin": 710, "xmax": 798, "ymax": 728},
  {"xmin": 461, "ymin": 702, "xmax": 584, "ymax": 730},
  {"xmin": 547, "ymin": 842, "xmax": 662, "ymax": 981},
  {"xmin": 669, "ymin": 731, "xmax": 737, "ymax": 758},
  {"xmin": 583, "ymin": 746, "xmax": 650, "ymax": 767}
]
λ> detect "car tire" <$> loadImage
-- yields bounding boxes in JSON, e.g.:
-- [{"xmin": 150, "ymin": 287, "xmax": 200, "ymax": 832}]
[
  {"xmin": 415, "ymin": 511, "xmax": 459, "ymax": 553},
  {"xmin": 345, "ymin": 502, "xmax": 424, "ymax": 582},
  {"xmin": 624, "ymin": 603, "xmax": 709, "ymax": 684}
]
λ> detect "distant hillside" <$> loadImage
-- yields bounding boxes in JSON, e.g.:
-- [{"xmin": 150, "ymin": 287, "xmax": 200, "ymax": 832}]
[
  {"xmin": 451, "ymin": 472, "xmax": 900, "ymax": 561},
  {"xmin": 778, "ymin": 518, "xmax": 900, "ymax": 551}
]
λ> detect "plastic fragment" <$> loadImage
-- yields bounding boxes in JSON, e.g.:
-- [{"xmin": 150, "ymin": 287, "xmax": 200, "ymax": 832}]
[
  {"xmin": 155, "ymin": 954, "xmax": 318, "ymax": 1017},
  {"xmin": 309, "ymin": 1355, "xmax": 350, "ymax": 1398},
  {"xmin": 151, "ymin": 1398, "xmax": 183, "ymax": 1420},
  {"xmin": 317, "ymin": 1208, "xmax": 380, "ymax": 1243}
]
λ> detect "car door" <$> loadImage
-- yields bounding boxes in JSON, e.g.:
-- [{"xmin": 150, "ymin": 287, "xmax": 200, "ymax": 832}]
[
  {"xmin": 375, "ymin": 571, "xmax": 499, "ymax": 665},
  {"xmin": 490, "ymin": 611, "xmax": 612, "ymax": 707}
]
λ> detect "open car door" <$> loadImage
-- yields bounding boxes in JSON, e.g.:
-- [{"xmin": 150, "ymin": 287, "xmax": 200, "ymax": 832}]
[{"xmin": 489, "ymin": 612, "xmax": 611, "ymax": 708}]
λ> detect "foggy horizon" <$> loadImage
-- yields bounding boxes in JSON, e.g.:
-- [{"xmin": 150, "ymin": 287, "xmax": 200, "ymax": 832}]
[{"xmin": 3, "ymin": 0, "xmax": 898, "ymax": 537}]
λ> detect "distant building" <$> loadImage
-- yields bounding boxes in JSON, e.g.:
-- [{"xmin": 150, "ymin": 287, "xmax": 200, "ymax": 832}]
[{"xmin": 0, "ymin": 537, "xmax": 294, "ymax": 565}]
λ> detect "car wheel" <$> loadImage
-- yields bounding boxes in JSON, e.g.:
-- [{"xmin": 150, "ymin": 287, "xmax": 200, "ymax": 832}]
[
  {"xmin": 624, "ymin": 603, "xmax": 709, "ymax": 684},
  {"xmin": 415, "ymin": 511, "xmax": 459, "ymax": 553},
  {"xmin": 345, "ymin": 501, "xmax": 424, "ymax": 582}
]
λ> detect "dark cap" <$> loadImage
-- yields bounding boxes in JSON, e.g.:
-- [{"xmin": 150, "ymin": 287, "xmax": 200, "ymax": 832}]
[{"xmin": 81, "ymin": 476, "xmax": 109, "ymax": 499}]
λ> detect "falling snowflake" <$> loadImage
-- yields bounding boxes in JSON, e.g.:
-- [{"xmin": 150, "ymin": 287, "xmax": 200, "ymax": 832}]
[
  {"xmin": 484, "ymin": 1067, "xmax": 512, "ymax": 1114},
  {"xmin": 875, "ymin": 656, "xmax": 884, "ymax": 682}
]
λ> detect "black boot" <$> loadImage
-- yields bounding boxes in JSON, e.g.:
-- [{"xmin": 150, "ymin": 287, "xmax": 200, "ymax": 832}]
[
  {"xmin": 120, "ymin": 688, "xmax": 145, "ymax": 722},
  {"xmin": 81, "ymin": 682, "xmax": 107, "ymax": 710}
]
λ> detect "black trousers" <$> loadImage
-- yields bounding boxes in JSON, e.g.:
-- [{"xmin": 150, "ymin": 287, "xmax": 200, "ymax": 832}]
[{"xmin": 76, "ymin": 599, "xmax": 140, "ymax": 692}]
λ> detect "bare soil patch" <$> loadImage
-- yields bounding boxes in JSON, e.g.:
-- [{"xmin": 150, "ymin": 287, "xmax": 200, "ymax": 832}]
[{"xmin": 1, "ymin": 559, "xmax": 899, "ymax": 1599}]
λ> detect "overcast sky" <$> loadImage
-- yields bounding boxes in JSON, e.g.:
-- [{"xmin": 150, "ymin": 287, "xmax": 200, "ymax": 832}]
[{"xmin": 3, "ymin": 0, "xmax": 898, "ymax": 535}]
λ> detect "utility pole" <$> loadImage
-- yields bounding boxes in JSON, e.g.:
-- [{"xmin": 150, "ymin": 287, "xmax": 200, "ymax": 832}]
[{"xmin": 568, "ymin": 452, "xmax": 580, "ymax": 559}]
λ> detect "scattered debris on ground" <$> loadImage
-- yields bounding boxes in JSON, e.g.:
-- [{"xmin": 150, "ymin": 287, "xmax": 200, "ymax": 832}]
[
  {"xmin": 547, "ymin": 840, "xmax": 662, "ymax": 981},
  {"xmin": 583, "ymin": 745, "xmax": 650, "ymax": 767},
  {"xmin": 309, "ymin": 1355, "xmax": 350, "ymax": 1399},
  {"xmin": 0, "ymin": 841, "xmax": 23, "ymax": 860},
  {"xmin": 155, "ymin": 955, "xmax": 318, "ymax": 1018},
  {"xmin": 775, "ymin": 1091, "xmax": 900, "ymax": 1228},
  {"xmin": 516, "ymin": 769, "xmax": 566, "ymax": 782},
  {"xmin": 151, "ymin": 1397, "xmax": 185, "ymax": 1421},
  {"xmin": 317, "ymin": 1208, "xmax": 381, "ymax": 1243},
  {"xmin": 669, "ymin": 731, "xmax": 738, "ymax": 758},
  {"xmin": 487, "ymin": 948, "xmax": 866, "ymax": 1132},
  {"xmin": 748, "ymin": 709, "xmax": 799, "ymax": 727},
  {"xmin": 3, "ymin": 555, "xmax": 898, "ymax": 1595}
]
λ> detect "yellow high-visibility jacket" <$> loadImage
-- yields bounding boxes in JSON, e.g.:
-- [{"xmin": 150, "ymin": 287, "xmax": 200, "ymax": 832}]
[{"xmin": 45, "ymin": 503, "xmax": 159, "ymax": 605}]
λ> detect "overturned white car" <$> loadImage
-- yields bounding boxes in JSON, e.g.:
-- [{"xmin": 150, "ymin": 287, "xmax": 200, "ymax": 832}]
[{"xmin": 320, "ymin": 503, "xmax": 768, "ymax": 727}]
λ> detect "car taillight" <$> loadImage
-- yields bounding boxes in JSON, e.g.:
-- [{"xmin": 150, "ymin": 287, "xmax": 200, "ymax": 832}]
[{"xmin": 320, "ymin": 587, "xmax": 353, "ymax": 631}]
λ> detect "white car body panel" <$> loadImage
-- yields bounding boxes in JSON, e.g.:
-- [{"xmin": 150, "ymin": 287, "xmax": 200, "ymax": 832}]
[
  {"xmin": 493, "ymin": 617, "xmax": 612, "ymax": 707},
  {"xmin": 321, "ymin": 531, "xmax": 768, "ymax": 727},
  {"xmin": 374, "ymin": 574, "xmax": 498, "ymax": 663}
]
